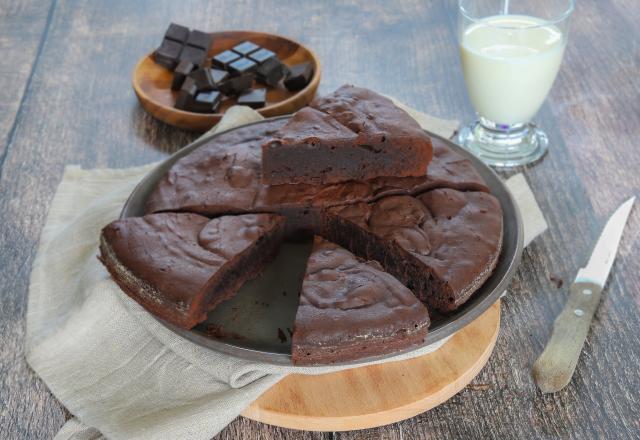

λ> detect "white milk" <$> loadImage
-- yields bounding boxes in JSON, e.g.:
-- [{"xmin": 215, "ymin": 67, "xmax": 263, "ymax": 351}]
[{"xmin": 460, "ymin": 15, "xmax": 565, "ymax": 125}]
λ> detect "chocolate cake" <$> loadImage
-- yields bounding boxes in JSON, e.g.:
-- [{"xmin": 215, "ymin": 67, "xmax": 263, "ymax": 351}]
[
  {"xmin": 291, "ymin": 237, "xmax": 430, "ymax": 365},
  {"xmin": 144, "ymin": 120, "xmax": 488, "ymax": 219},
  {"xmin": 101, "ymin": 86, "xmax": 505, "ymax": 365},
  {"xmin": 261, "ymin": 86, "xmax": 433, "ymax": 185},
  {"xmin": 323, "ymin": 189, "xmax": 503, "ymax": 312},
  {"xmin": 99, "ymin": 212, "xmax": 285, "ymax": 329}
]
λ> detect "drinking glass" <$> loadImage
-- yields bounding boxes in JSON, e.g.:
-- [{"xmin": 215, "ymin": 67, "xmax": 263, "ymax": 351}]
[{"xmin": 456, "ymin": 0, "xmax": 574, "ymax": 167}]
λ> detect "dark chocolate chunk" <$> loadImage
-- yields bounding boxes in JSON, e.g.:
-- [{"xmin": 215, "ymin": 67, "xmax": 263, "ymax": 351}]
[
  {"xmin": 237, "ymin": 88, "xmax": 266, "ymax": 109},
  {"xmin": 218, "ymin": 73, "xmax": 254, "ymax": 95},
  {"xmin": 153, "ymin": 39, "xmax": 183, "ymax": 70},
  {"xmin": 171, "ymin": 60, "xmax": 195, "ymax": 90},
  {"xmin": 284, "ymin": 62, "xmax": 314, "ymax": 91},
  {"xmin": 180, "ymin": 45, "xmax": 207, "ymax": 67},
  {"xmin": 228, "ymin": 57, "xmax": 258, "ymax": 75},
  {"xmin": 212, "ymin": 50, "xmax": 241, "ymax": 69},
  {"xmin": 248, "ymin": 48, "xmax": 276, "ymax": 64},
  {"xmin": 189, "ymin": 68, "xmax": 215, "ymax": 91},
  {"xmin": 164, "ymin": 23, "xmax": 190, "ymax": 44},
  {"xmin": 232, "ymin": 41, "xmax": 260, "ymax": 56},
  {"xmin": 175, "ymin": 77, "xmax": 198, "ymax": 110},
  {"xmin": 256, "ymin": 57, "xmax": 286, "ymax": 87},
  {"xmin": 209, "ymin": 68, "xmax": 229, "ymax": 85},
  {"xmin": 191, "ymin": 91, "xmax": 222, "ymax": 113},
  {"xmin": 187, "ymin": 30, "xmax": 213, "ymax": 51}
]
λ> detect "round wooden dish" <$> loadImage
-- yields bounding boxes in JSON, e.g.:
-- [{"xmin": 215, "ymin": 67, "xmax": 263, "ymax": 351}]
[{"xmin": 132, "ymin": 31, "xmax": 321, "ymax": 131}]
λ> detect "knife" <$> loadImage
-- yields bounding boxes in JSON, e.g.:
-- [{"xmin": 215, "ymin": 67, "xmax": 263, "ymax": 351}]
[{"xmin": 532, "ymin": 196, "xmax": 635, "ymax": 394}]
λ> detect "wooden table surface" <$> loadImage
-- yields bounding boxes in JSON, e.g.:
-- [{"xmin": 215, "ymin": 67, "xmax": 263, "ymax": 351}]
[{"xmin": 1, "ymin": 0, "xmax": 638, "ymax": 438}]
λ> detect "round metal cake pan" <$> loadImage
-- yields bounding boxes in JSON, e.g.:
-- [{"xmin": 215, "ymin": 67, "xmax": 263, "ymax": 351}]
[{"xmin": 120, "ymin": 116, "xmax": 524, "ymax": 367}]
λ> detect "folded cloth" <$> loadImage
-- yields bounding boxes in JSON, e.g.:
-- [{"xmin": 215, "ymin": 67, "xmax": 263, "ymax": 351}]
[{"xmin": 26, "ymin": 104, "xmax": 547, "ymax": 440}]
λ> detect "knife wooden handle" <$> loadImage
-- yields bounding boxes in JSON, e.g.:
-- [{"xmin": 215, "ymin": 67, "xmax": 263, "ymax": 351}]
[{"xmin": 532, "ymin": 281, "xmax": 603, "ymax": 393}]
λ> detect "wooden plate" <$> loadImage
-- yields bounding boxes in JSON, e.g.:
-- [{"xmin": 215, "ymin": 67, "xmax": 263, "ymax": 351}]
[{"xmin": 131, "ymin": 31, "xmax": 321, "ymax": 131}]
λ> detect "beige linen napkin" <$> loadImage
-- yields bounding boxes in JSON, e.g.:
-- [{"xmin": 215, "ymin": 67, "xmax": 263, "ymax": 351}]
[{"xmin": 26, "ymin": 104, "xmax": 547, "ymax": 440}]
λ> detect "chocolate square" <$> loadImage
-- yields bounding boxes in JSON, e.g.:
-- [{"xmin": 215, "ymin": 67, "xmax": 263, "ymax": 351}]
[
  {"xmin": 228, "ymin": 57, "xmax": 257, "ymax": 75},
  {"xmin": 256, "ymin": 57, "xmax": 286, "ymax": 87},
  {"xmin": 248, "ymin": 48, "xmax": 276, "ymax": 64},
  {"xmin": 175, "ymin": 77, "xmax": 198, "ymax": 110},
  {"xmin": 218, "ymin": 73, "xmax": 254, "ymax": 95},
  {"xmin": 232, "ymin": 41, "xmax": 260, "ymax": 56},
  {"xmin": 164, "ymin": 23, "xmax": 190, "ymax": 44},
  {"xmin": 187, "ymin": 30, "xmax": 213, "ymax": 51},
  {"xmin": 209, "ymin": 68, "xmax": 229, "ymax": 85},
  {"xmin": 237, "ymin": 88, "xmax": 266, "ymax": 109},
  {"xmin": 189, "ymin": 68, "xmax": 215, "ymax": 91},
  {"xmin": 284, "ymin": 62, "xmax": 313, "ymax": 91},
  {"xmin": 153, "ymin": 39, "xmax": 183, "ymax": 70},
  {"xmin": 171, "ymin": 60, "xmax": 195, "ymax": 90},
  {"xmin": 180, "ymin": 45, "xmax": 207, "ymax": 67},
  {"xmin": 192, "ymin": 91, "xmax": 222, "ymax": 113},
  {"xmin": 212, "ymin": 50, "xmax": 241, "ymax": 69}
]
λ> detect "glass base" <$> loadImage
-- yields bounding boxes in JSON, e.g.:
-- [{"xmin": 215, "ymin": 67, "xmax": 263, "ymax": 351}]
[{"xmin": 456, "ymin": 119, "xmax": 548, "ymax": 168}]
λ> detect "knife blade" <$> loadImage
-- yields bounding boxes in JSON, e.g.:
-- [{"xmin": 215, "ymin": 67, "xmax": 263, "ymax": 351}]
[{"xmin": 532, "ymin": 196, "xmax": 635, "ymax": 393}]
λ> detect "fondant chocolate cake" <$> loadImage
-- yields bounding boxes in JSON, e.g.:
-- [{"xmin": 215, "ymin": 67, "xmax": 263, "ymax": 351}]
[
  {"xmin": 323, "ymin": 189, "xmax": 503, "ymax": 312},
  {"xmin": 291, "ymin": 237, "xmax": 430, "ymax": 365},
  {"xmin": 99, "ymin": 212, "xmax": 285, "ymax": 329},
  {"xmin": 261, "ymin": 85, "xmax": 433, "ymax": 185},
  {"xmin": 100, "ymin": 85, "xmax": 504, "ymax": 365}
]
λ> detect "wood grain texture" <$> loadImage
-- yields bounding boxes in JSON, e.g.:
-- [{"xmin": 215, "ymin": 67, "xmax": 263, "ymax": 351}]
[
  {"xmin": 0, "ymin": 0, "xmax": 638, "ymax": 439},
  {"xmin": 0, "ymin": 0, "xmax": 54, "ymax": 158},
  {"xmin": 133, "ymin": 31, "xmax": 321, "ymax": 131},
  {"xmin": 243, "ymin": 302, "xmax": 500, "ymax": 431}
]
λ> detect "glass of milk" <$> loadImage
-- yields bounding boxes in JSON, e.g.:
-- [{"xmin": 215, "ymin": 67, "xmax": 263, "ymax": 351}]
[{"xmin": 456, "ymin": 0, "xmax": 574, "ymax": 167}]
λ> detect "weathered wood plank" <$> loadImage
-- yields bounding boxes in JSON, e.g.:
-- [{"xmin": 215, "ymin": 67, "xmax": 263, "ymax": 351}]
[
  {"xmin": 0, "ymin": 0, "xmax": 54, "ymax": 161},
  {"xmin": 0, "ymin": 0, "xmax": 638, "ymax": 439}
]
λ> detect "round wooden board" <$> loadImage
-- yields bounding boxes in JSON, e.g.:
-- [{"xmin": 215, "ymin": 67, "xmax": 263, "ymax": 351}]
[
  {"xmin": 132, "ymin": 30, "xmax": 321, "ymax": 132},
  {"xmin": 242, "ymin": 301, "xmax": 501, "ymax": 432}
]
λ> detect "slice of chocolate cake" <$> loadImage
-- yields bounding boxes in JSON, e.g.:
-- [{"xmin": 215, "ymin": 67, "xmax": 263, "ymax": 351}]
[
  {"xmin": 261, "ymin": 85, "xmax": 433, "ymax": 185},
  {"xmin": 323, "ymin": 189, "xmax": 503, "ymax": 312},
  {"xmin": 291, "ymin": 237, "xmax": 430, "ymax": 365},
  {"xmin": 99, "ymin": 212, "xmax": 285, "ymax": 329}
]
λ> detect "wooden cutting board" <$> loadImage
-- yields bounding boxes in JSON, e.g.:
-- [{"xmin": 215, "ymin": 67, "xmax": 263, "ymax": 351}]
[{"xmin": 242, "ymin": 300, "xmax": 500, "ymax": 431}]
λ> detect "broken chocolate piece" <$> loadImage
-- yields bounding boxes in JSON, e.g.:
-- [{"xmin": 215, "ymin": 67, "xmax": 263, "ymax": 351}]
[
  {"xmin": 218, "ymin": 73, "xmax": 254, "ymax": 95},
  {"xmin": 248, "ymin": 48, "xmax": 276, "ymax": 64},
  {"xmin": 237, "ymin": 88, "xmax": 266, "ymax": 109},
  {"xmin": 191, "ymin": 91, "xmax": 222, "ymax": 113},
  {"xmin": 186, "ymin": 30, "xmax": 213, "ymax": 51},
  {"xmin": 209, "ymin": 68, "xmax": 229, "ymax": 86},
  {"xmin": 171, "ymin": 60, "xmax": 195, "ymax": 90},
  {"xmin": 228, "ymin": 57, "xmax": 258, "ymax": 75},
  {"xmin": 284, "ymin": 62, "xmax": 313, "ymax": 91},
  {"xmin": 153, "ymin": 39, "xmax": 183, "ymax": 70},
  {"xmin": 189, "ymin": 68, "xmax": 215, "ymax": 91},
  {"xmin": 180, "ymin": 45, "xmax": 207, "ymax": 67},
  {"xmin": 232, "ymin": 41, "xmax": 259, "ymax": 56},
  {"xmin": 212, "ymin": 50, "xmax": 241, "ymax": 69},
  {"xmin": 175, "ymin": 77, "xmax": 197, "ymax": 110},
  {"xmin": 164, "ymin": 23, "xmax": 190, "ymax": 44},
  {"xmin": 256, "ymin": 57, "xmax": 286, "ymax": 87}
]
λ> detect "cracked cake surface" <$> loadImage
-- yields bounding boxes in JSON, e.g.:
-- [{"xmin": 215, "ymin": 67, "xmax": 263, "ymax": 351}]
[
  {"xmin": 291, "ymin": 237, "xmax": 430, "ymax": 365},
  {"xmin": 99, "ymin": 212, "xmax": 285, "ymax": 329},
  {"xmin": 323, "ymin": 188, "xmax": 503, "ymax": 312}
]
